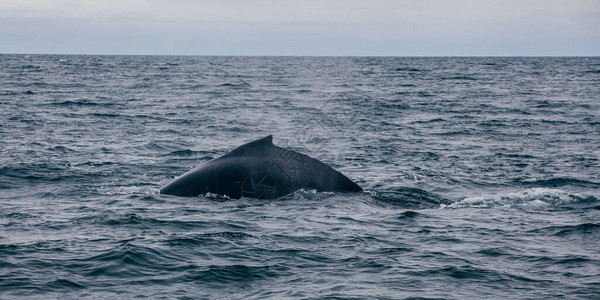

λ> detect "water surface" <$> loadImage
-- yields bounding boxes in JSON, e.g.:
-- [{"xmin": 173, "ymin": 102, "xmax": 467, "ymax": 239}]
[{"xmin": 1, "ymin": 55, "xmax": 599, "ymax": 299}]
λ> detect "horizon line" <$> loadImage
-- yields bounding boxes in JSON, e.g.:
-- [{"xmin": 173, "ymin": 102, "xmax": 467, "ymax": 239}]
[{"xmin": 1, "ymin": 52, "xmax": 599, "ymax": 58}]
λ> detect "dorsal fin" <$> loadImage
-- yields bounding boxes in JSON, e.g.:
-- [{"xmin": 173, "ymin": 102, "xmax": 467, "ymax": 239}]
[
  {"xmin": 224, "ymin": 135, "xmax": 274, "ymax": 157},
  {"xmin": 247, "ymin": 135, "xmax": 273, "ymax": 147}
]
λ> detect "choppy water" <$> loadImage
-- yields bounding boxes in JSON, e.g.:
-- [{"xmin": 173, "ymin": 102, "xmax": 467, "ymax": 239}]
[{"xmin": 1, "ymin": 55, "xmax": 599, "ymax": 299}]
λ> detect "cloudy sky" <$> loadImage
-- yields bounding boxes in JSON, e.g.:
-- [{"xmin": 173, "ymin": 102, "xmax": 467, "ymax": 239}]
[{"xmin": 1, "ymin": 0, "xmax": 598, "ymax": 55}]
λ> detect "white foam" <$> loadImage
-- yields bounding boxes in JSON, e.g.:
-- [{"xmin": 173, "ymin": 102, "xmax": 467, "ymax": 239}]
[{"xmin": 446, "ymin": 188, "xmax": 587, "ymax": 209}]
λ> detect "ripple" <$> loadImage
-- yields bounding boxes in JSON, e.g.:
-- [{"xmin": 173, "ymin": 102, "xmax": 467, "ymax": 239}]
[
  {"xmin": 519, "ymin": 177, "xmax": 600, "ymax": 188},
  {"xmin": 530, "ymin": 223, "xmax": 600, "ymax": 236},
  {"xmin": 45, "ymin": 279, "xmax": 85, "ymax": 290},
  {"xmin": 188, "ymin": 264, "xmax": 282, "ymax": 284},
  {"xmin": 374, "ymin": 187, "xmax": 452, "ymax": 208}
]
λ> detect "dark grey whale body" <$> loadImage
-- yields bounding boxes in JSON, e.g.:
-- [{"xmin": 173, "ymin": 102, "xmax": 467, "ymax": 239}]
[{"xmin": 160, "ymin": 135, "xmax": 362, "ymax": 199}]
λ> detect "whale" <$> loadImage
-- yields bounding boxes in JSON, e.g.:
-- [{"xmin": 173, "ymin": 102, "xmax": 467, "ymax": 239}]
[{"xmin": 160, "ymin": 135, "xmax": 362, "ymax": 199}]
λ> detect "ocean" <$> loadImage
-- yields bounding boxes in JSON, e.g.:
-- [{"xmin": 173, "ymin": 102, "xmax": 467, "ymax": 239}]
[{"xmin": 1, "ymin": 55, "xmax": 599, "ymax": 299}]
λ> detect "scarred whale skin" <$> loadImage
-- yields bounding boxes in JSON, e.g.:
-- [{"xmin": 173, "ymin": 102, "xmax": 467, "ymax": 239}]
[{"xmin": 160, "ymin": 135, "xmax": 362, "ymax": 199}]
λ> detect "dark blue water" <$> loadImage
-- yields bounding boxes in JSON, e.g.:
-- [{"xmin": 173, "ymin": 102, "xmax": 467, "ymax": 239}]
[{"xmin": 1, "ymin": 55, "xmax": 599, "ymax": 299}]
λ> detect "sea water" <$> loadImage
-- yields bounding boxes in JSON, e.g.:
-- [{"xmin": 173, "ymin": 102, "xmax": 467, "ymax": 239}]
[{"xmin": 1, "ymin": 55, "xmax": 599, "ymax": 299}]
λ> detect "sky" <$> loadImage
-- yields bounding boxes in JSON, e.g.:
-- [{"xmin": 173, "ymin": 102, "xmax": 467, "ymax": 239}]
[{"xmin": 1, "ymin": 0, "xmax": 599, "ymax": 56}]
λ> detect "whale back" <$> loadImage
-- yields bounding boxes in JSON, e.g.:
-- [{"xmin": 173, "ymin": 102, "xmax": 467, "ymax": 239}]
[{"xmin": 160, "ymin": 135, "xmax": 362, "ymax": 199}]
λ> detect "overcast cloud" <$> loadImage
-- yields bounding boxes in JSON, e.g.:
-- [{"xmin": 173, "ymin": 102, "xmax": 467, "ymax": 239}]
[{"xmin": 1, "ymin": 0, "xmax": 598, "ymax": 55}]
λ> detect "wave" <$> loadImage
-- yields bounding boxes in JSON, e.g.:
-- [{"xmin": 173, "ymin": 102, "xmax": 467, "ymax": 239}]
[
  {"xmin": 398, "ymin": 210, "xmax": 420, "ymax": 218},
  {"xmin": 54, "ymin": 241, "xmax": 282, "ymax": 286},
  {"xmin": 412, "ymin": 117, "xmax": 445, "ymax": 124},
  {"xmin": 475, "ymin": 246, "xmax": 513, "ymax": 257},
  {"xmin": 446, "ymin": 188, "xmax": 598, "ymax": 210},
  {"xmin": 371, "ymin": 187, "xmax": 452, "ymax": 208},
  {"xmin": 83, "ymin": 213, "xmax": 212, "ymax": 229},
  {"xmin": 441, "ymin": 76, "xmax": 478, "ymax": 80},
  {"xmin": 406, "ymin": 265, "xmax": 495, "ymax": 279},
  {"xmin": 529, "ymin": 223, "xmax": 600, "ymax": 237},
  {"xmin": 90, "ymin": 112, "xmax": 121, "ymax": 118},
  {"xmin": 188, "ymin": 264, "xmax": 281, "ymax": 284},
  {"xmin": 166, "ymin": 232, "xmax": 253, "ymax": 246},
  {"xmin": 47, "ymin": 145, "xmax": 76, "ymax": 153},
  {"xmin": 495, "ymin": 153, "xmax": 537, "ymax": 159},
  {"xmin": 161, "ymin": 149, "xmax": 211, "ymax": 157},
  {"xmin": 0, "ymin": 163, "xmax": 74, "ymax": 182},
  {"xmin": 218, "ymin": 82, "xmax": 250, "ymax": 88},
  {"xmin": 78, "ymin": 242, "xmax": 191, "ymax": 278},
  {"xmin": 518, "ymin": 177, "xmax": 600, "ymax": 188},
  {"xmin": 20, "ymin": 64, "xmax": 42, "ymax": 70},
  {"xmin": 45, "ymin": 279, "xmax": 86, "ymax": 291},
  {"xmin": 394, "ymin": 67, "xmax": 424, "ymax": 72},
  {"xmin": 0, "ymin": 90, "xmax": 20, "ymax": 96},
  {"xmin": 417, "ymin": 91, "xmax": 435, "ymax": 97},
  {"xmin": 49, "ymin": 100, "xmax": 102, "ymax": 107}
]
